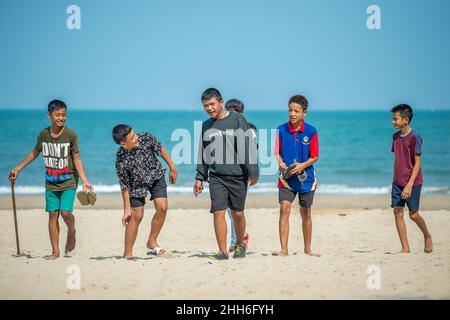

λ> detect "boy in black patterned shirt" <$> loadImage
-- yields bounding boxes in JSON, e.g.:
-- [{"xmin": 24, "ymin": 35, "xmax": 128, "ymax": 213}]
[{"xmin": 113, "ymin": 124, "xmax": 177, "ymax": 259}]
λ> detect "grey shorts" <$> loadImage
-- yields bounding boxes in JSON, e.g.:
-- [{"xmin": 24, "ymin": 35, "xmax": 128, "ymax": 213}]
[
  {"xmin": 208, "ymin": 174, "xmax": 248, "ymax": 213},
  {"xmin": 278, "ymin": 187, "xmax": 315, "ymax": 208},
  {"xmin": 130, "ymin": 175, "xmax": 167, "ymax": 208}
]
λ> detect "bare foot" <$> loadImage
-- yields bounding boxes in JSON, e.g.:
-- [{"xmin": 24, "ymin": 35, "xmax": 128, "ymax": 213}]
[
  {"xmin": 44, "ymin": 253, "xmax": 60, "ymax": 260},
  {"xmin": 272, "ymin": 250, "xmax": 288, "ymax": 257},
  {"xmin": 147, "ymin": 240, "xmax": 158, "ymax": 250},
  {"xmin": 304, "ymin": 250, "xmax": 321, "ymax": 257},
  {"xmin": 424, "ymin": 236, "xmax": 433, "ymax": 253},
  {"xmin": 399, "ymin": 249, "xmax": 411, "ymax": 253},
  {"xmin": 65, "ymin": 229, "xmax": 76, "ymax": 254},
  {"xmin": 123, "ymin": 253, "xmax": 134, "ymax": 260}
]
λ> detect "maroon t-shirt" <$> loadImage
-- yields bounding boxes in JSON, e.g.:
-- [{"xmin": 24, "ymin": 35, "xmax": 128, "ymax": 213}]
[{"xmin": 391, "ymin": 129, "xmax": 423, "ymax": 186}]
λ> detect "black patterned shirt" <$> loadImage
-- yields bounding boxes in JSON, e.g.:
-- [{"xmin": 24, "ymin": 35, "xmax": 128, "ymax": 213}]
[{"xmin": 115, "ymin": 132, "xmax": 165, "ymax": 198}]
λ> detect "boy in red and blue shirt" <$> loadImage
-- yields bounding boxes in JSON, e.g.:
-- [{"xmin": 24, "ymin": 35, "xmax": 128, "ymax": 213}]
[
  {"xmin": 391, "ymin": 104, "xmax": 432, "ymax": 253},
  {"xmin": 273, "ymin": 95, "xmax": 320, "ymax": 257}
]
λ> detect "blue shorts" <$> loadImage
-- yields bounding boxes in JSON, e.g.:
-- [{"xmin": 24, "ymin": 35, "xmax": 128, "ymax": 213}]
[
  {"xmin": 45, "ymin": 189, "xmax": 76, "ymax": 213},
  {"xmin": 391, "ymin": 183, "xmax": 422, "ymax": 212}
]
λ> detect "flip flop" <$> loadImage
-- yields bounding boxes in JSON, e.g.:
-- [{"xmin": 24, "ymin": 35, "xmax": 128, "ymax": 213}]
[
  {"xmin": 76, "ymin": 191, "xmax": 89, "ymax": 206},
  {"xmin": 147, "ymin": 247, "xmax": 166, "ymax": 256},
  {"xmin": 87, "ymin": 191, "xmax": 97, "ymax": 205}
]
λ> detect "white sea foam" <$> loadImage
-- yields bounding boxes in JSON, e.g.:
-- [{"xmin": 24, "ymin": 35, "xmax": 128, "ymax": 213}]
[{"xmin": 1, "ymin": 184, "xmax": 449, "ymax": 195}]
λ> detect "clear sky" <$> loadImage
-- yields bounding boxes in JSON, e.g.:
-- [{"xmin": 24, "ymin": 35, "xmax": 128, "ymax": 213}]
[{"xmin": 1, "ymin": 0, "xmax": 449, "ymax": 110}]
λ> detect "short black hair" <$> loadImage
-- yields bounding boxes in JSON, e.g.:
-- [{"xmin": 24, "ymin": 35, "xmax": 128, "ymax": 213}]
[
  {"xmin": 48, "ymin": 99, "xmax": 67, "ymax": 113},
  {"xmin": 201, "ymin": 88, "xmax": 222, "ymax": 102},
  {"xmin": 391, "ymin": 104, "xmax": 413, "ymax": 123},
  {"xmin": 225, "ymin": 99, "xmax": 245, "ymax": 114},
  {"xmin": 112, "ymin": 124, "xmax": 132, "ymax": 145},
  {"xmin": 288, "ymin": 95, "xmax": 308, "ymax": 110}
]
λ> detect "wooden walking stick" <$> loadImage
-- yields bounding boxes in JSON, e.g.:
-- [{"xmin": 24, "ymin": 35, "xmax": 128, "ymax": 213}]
[{"xmin": 10, "ymin": 179, "xmax": 21, "ymax": 256}]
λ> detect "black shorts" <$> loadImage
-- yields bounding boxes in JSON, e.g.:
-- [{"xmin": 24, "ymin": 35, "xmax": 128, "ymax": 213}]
[
  {"xmin": 208, "ymin": 174, "xmax": 248, "ymax": 214},
  {"xmin": 278, "ymin": 187, "xmax": 315, "ymax": 208},
  {"xmin": 391, "ymin": 183, "xmax": 422, "ymax": 212},
  {"xmin": 130, "ymin": 175, "xmax": 167, "ymax": 208}
]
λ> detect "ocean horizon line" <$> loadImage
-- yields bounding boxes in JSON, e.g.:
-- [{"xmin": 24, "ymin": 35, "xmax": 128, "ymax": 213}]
[{"xmin": 1, "ymin": 108, "xmax": 449, "ymax": 112}]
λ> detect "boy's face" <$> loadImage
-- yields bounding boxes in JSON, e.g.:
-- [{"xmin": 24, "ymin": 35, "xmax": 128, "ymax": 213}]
[
  {"xmin": 392, "ymin": 112, "xmax": 409, "ymax": 129},
  {"xmin": 47, "ymin": 107, "xmax": 67, "ymax": 128},
  {"xmin": 202, "ymin": 97, "xmax": 224, "ymax": 119},
  {"xmin": 288, "ymin": 103, "xmax": 307, "ymax": 125},
  {"xmin": 120, "ymin": 129, "xmax": 139, "ymax": 150}
]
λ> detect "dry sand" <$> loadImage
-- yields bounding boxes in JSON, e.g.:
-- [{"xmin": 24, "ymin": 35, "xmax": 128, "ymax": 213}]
[{"xmin": 0, "ymin": 194, "xmax": 449, "ymax": 299}]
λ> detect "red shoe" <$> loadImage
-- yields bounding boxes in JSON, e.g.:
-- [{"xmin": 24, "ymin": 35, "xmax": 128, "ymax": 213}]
[{"xmin": 243, "ymin": 233, "xmax": 249, "ymax": 250}]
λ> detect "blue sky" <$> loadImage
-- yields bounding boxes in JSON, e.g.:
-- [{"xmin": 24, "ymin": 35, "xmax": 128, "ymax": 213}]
[{"xmin": 1, "ymin": 0, "xmax": 449, "ymax": 110}]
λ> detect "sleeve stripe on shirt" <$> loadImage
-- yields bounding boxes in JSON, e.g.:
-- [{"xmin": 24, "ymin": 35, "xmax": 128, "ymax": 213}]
[{"xmin": 310, "ymin": 133, "xmax": 319, "ymax": 157}]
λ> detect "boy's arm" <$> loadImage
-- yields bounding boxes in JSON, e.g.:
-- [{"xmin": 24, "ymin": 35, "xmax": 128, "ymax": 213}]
[
  {"xmin": 290, "ymin": 156, "xmax": 319, "ymax": 174},
  {"xmin": 274, "ymin": 129, "xmax": 288, "ymax": 172},
  {"xmin": 239, "ymin": 117, "xmax": 259, "ymax": 185},
  {"xmin": 9, "ymin": 150, "xmax": 39, "ymax": 182},
  {"xmin": 194, "ymin": 142, "xmax": 206, "ymax": 196},
  {"xmin": 160, "ymin": 146, "xmax": 177, "ymax": 184},
  {"xmin": 72, "ymin": 153, "xmax": 93, "ymax": 192},
  {"xmin": 276, "ymin": 155, "xmax": 288, "ymax": 172},
  {"xmin": 195, "ymin": 131, "xmax": 209, "ymax": 182},
  {"xmin": 401, "ymin": 154, "xmax": 421, "ymax": 199},
  {"xmin": 120, "ymin": 188, "xmax": 132, "ymax": 226},
  {"xmin": 116, "ymin": 160, "xmax": 132, "ymax": 225},
  {"xmin": 194, "ymin": 125, "xmax": 207, "ymax": 196}
]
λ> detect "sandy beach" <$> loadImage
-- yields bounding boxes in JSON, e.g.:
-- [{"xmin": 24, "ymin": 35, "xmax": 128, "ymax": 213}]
[{"xmin": 1, "ymin": 194, "xmax": 449, "ymax": 300}]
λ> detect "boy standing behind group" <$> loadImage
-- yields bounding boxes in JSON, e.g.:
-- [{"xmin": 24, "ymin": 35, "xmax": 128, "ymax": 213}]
[{"xmin": 224, "ymin": 99, "xmax": 255, "ymax": 253}]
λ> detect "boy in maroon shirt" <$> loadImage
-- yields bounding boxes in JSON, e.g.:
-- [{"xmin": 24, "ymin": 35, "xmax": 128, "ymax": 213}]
[{"xmin": 391, "ymin": 104, "xmax": 432, "ymax": 253}]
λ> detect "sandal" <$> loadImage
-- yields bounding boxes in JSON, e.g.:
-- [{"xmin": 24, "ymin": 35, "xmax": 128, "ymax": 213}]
[
  {"xmin": 76, "ymin": 191, "xmax": 89, "ymax": 206},
  {"xmin": 147, "ymin": 247, "xmax": 166, "ymax": 255},
  {"xmin": 208, "ymin": 251, "xmax": 229, "ymax": 260},
  {"xmin": 87, "ymin": 191, "xmax": 97, "ymax": 205},
  {"xmin": 233, "ymin": 243, "xmax": 246, "ymax": 258}
]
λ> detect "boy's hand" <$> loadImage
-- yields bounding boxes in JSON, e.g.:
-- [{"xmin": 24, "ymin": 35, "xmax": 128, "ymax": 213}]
[
  {"xmin": 122, "ymin": 210, "xmax": 132, "ymax": 227},
  {"xmin": 248, "ymin": 177, "xmax": 258, "ymax": 186},
  {"xmin": 279, "ymin": 161, "xmax": 288, "ymax": 172},
  {"xmin": 193, "ymin": 180, "xmax": 203, "ymax": 197},
  {"xmin": 82, "ymin": 181, "xmax": 94, "ymax": 192},
  {"xmin": 169, "ymin": 168, "xmax": 177, "ymax": 184},
  {"xmin": 289, "ymin": 162, "xmax": 306, "ymax": 175},
  {"xmin": 401, "ymin": 184, "xmax": 413, "ymax": 199},
  {"xmin": 9, "ymin": 168, "xmax": 19, "ymax": 182}
]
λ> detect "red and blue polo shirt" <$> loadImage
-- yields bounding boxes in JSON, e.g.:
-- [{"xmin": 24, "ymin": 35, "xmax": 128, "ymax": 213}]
[{"xmin": 274, "ymin": 120, "xmax": 319, "ymax": 193}]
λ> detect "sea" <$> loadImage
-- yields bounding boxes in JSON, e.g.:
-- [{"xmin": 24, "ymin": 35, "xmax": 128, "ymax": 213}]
[{"xmin": 1, "ymin": 110, "xmax": 449, "ymax": 195}]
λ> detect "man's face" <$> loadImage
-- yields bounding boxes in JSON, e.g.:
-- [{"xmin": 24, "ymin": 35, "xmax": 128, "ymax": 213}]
[
  {"xmin": 392, "ymin": 112, "xmax": 408, "ymax": 129},
  {"xmin": 202, "ymin": 97, "xmax": 224, "ymax": 119},
  {"xmin": 288, "ymin": 103, "xmax": 307, "ymax": 125},
  {"xmin": 47, "ymin": 108, "xmax": 67, "ymax": 128},
  {"xmin": 121, "ymin": 129, "xmax": 139, "ymax": 150}
]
